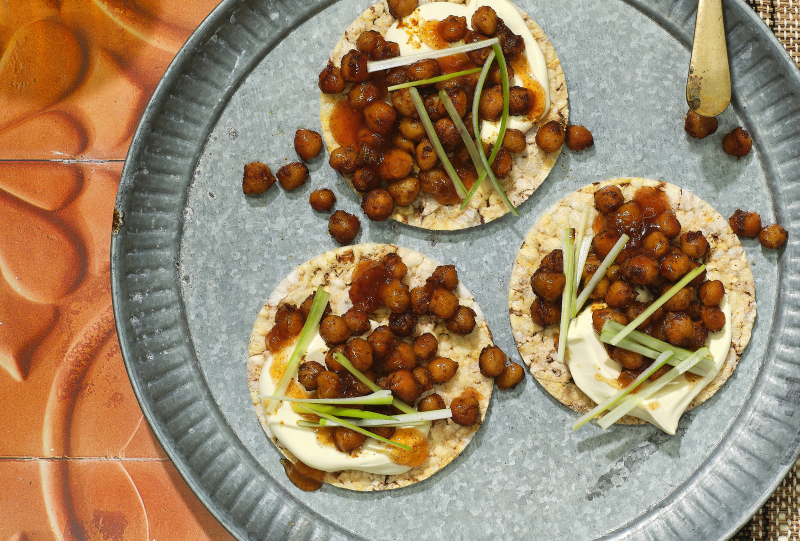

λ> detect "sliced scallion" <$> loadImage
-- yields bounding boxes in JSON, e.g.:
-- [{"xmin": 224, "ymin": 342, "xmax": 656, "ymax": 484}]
[
  {"xmin": 572, "ymin": 350, "xmax": 676, "ymax": 430},
  {"xmin": 388, "ymin": 68, "xmax": 481, "ymax": 91},
  {"xmin": 573, "ymin": 234, "xmax": 630, "ymax": 316},
  {"xmin": 461, "ymin": 51, "xmax": 498, "ymax": 208},
  {"xmin": 609, "ymin": 265, "xmax": 706, "ymax": 346},
  {"xmin": 557, "ymin": 228, "xmax": 574, "ymax": 364},
  {"xmin": 296, "ymin": 404, "xmax": 411, "ymax": 451},
  {"xmin": 264, "ymin": 286, "xmax": 331, "ymax": 415},
  {"xmin": 572, "ymin": 236, "xmax": 593, "ymax": 317},
  {"xmin": 571, "ymin": 207, "xmax": 591, "ymax": 316},
  {"xmin": 292, "ymin": 403, "xmax": 397, "ymax": 420},
  {"xmin": 598, "ymin": 331, "xmax": 711, "ymax": 376},
  {"xmin": 597, "ymin": 348, "xmax": 709, "ymax": 429},
  {"xmin": 259, "ymin": 389, "xmax": 393, "ymax": 406},
  {"xmin": 440, "ymin": 89, "xmax": 485, "ymax": 177},
  {"xmin": 367, "ymin": 37, "xmax": 500, "ymax": 72},
  {"xmin": 334, "ymin": 353, "xmax": 417, "ymax": 415},
  {"xmin": 409, "ymin": 87, "xmax": 467, "ymax": 199},
  {"xmin": 298, "ymin": 409, "xmax": 452, "ymax": 428}
]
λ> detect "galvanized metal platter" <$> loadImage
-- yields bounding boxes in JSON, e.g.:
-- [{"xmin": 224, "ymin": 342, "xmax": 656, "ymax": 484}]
[{"xmin": 111, "ymin": 0, "xmax": 800, "ymax": 539}]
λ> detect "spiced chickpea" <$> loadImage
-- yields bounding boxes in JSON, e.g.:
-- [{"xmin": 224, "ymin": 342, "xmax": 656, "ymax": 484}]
[
  {"xmin": 586, "ymin": 275, "xmax": 611, "ymax": 300},
  {"xmin": 729, "ymin": 209, "xmax": 761, "ymax": 238},
  {"xmin": 497, "ymin": 363, "xmax": 524, "ymax": 390},
  {"xmin": 424, "ymin": 92, "xmax": 447, "ymax": 121},
  {"xmin": 419, "ymin": 168, "xmax": 460, "ymax": 205},
  {"xmin": 594, "ymin": 185, "xmax": 624, "ymax": 213},
  {"xmin": 686, "ymin": 299, "xmax": 703, "ymax": 321},
  {"xmin": 389, "ymin": 312, "xmax": 418, "ymax": 337},
  {"xmin": 319, "ymin": 315, "xmax": 351, "ymax": 345},
  {"xmin": 565, "ymin": 125, "xmax": 594, "ymax": 151},
  {"xmin": 625, "ymin": 301, "xmax": 652, "ymax": 330},
  {"xmin": 274, "ymin": 304, "xmax": 305, "ymax": 338},
  {"xmin": 297, "ymin": 361, "xmax": 325, "ymax": 391},
  {"xmin": 464, "ymin": 31, "xmax": 492, "ymax": 65},
  {"xmin": 434, "ymin": 118, "xmax": 462, "ymax": 150},
  {"xmin": 612, "ymin": 201, "xmax": 643, "ymax": 235},
  {"xmin": 409, "ymin": 286, "xmax": 431, "ymax": 315},
  {"xmin": 340, "ymin": 50, "xmax": 370, "ymax": 83},
  {"xmin": 479, "ymin": 345, "xmax": 506, "ymax": 378},
  {"xmin": 686, "ymin": 321, "xmax": 710, "ymax": 350},
  {"xmin": 342, "ymin": 307, "xmax": 370, "ymax": 335},
  {"xmin": 612, "ymin": 348, "xmax": 645, "ymax": 370},
  {"xmin": 446, "ymin": 305, "xmax": 476, "ymax": 335},
  {"xmin": 242, "ymin": 162, "xmax": 276, "ymax": 194},
  {"xmin": 342, "ymin": 338, "xmax": 373, "ymax": 372},
  {"xmin": 451, "ymin": 393, "xmax": 480, "ymax": 426},
  {"xmin": 379, "ymin": 278, "xmax": 410, "ymax": 313},
  {"xmin": 722, "ymin": 127, "xmax": 752, "ymax": 157},
  {"xmin": 351, "ymin": 167, "xmax": 380, "ymax": 192},
  {"xmin": 318, "ymin": 60, "xmax": 345, "ymax": 94},
  {"xmin": 328, "ymin": 210, "xmax": 360, "ymax": 244},
  {"xmin": 662, "ymin": 311, "xmax": 694, "ymax": 346},
  {"xmin": 540, "ymin": 249, "xmax": 564, "ymax": 273},
  {"xmin": 660, "ymin": 252, "xmax": 691, "ymax": 282},
  {"xmin": 385, "ymin": 67, "xmax": 409, "ymax": 88},
  {"xmin": 361, "ymin": 189, "xmax": 394, "ymax": 221},
  {"xmin": 680, "ymin": 231, "xmax": 709, "ymax": 259},
  {"xmin": 300, "ymin": 292, "xmax": 332, "ymax": 321},
  {"xmin": 488, "ymin": 62, "xmax": 514, "ymax": 86},
  {"xmin": 444, "ymin": 87, "xmax": 468, "ymax": 117},
  {"xmin": 348, "ymin": 80, "xmax": 383, "ymax": 110},
  {"xmin": 701, "ymin": 306, "xmax": 726, "ymax": 332},
  {"xmin": 427, "ymin": 265, "xmax": 457, "ymax": 290},
  {"xmin": 530, "ymin": 297, "xmax": 560, "ymax": 326},
  {"xmin": 411, "ymin": 365, "xmax": 433, "ymax": 392},
  {"xmin": 593, "ymin": 229, "xmax": 622, "ymax": 260},
  {"xmin": 378, "ymin": 148, "xmax": 414, "ymax": 181},
  {"xmin": 653, "ymin": 210, "xmax": 682, "ymax": 239},
  {"xmin": 496, "ymin": 23, "xmax": 525, "ymax": 58},
  {"xmin": 759, "ymin": 224, "xmax": 788, "ymax": 249},
  {"xmin": 606, "ymin": 264, "xmax": 624, "ymax": 283},
  {"xmin": 367, "ymin": 326, "xmax": 394, "ymax": 360},
  {"xmin": 503, "ymin": 129, "xmax": 527, "ymax": 153},
  {"xmin": 535, "ymin": 121, "xmax": 565, "ymax": 153},
  {"xmin": 329, "ymin": 144, "xmax": 360, "ymax": 174},
  {"xmin": 508, "ymin": 86, "xmax": 533, "ymax": 116},
  {"xmin": 398, "ymin": 117, "xmax": 426, "ymax": 142},
  {"xmin": 393, "ymin": 133, "xmax": 416, "ymax": 155},
  {"xmin": 276, "ymin": 162, "xmax": 309, "ymax": 191},
  {"xmin": 389, "ymin": 368, "xmax": 423, "ymax": 403},
  {"xmin": 385, "ymin": 342, "xmax": 417, "ymax": 372},
  {"xmin": 491, "ymin": 147, "xmax": 513, "ymax": 178},
  {"xmin": 428, "ymin": 357, "xmax": 458, "ymax": 384},
  {"xmin": 605, "ymin": 280, "xmax": 637, "ymax": 309},
  {"xmin": 440, "ymin": 15, "xmax": 468, "ymax": 42},
  {"xmin": 471, "ymin": 5, "xmax": 498, "ymax": 35},
  {"xmin": 381, "ymin": 252, "xmax": 407, "ymax": 279},
  {"xmin": 413, "ymin": 333, "xmax": 438, "ymax": 360},
  {"xmin": 417, "ymin": 393, "xmax": 446, "ymax": 412},
  {"xmin": 334, "ymin": 427, "xmax": 366, "ymax": 454},
  {"xmin": 416, "ymin": 138, "xmax": 439, "ymax": 171},
  {"xmin": 325, "ymin": 344, "xmax": 347, "ymax": 372},
  {"xmin": 530, "ymin": 270, "xmax": 566, "ymax": 302},
  {"xmin": 317, "ymin": 370, "xmax": 344, "ymax": 399},
  {"xmin": 661, "ymin": 285, "xmax": 693, "ymax": 312},
  {"xmin": 642, "ymin": 231, "xmax": 670, "ymax": 259},
  {"xmin": 356, "ymin": 29, "xmax": 383, "ymax": 56},
  {"xmin": 309, "ymin": 189, "xmax": 335, "ymax": 211},
  {"xmin": 684, "ymin": 110, "xmax": 718, "ymax": 139},
  {"xmin": 623, "ymin": 253, "xmax": 660, "ymax": 286},
  {"xmin": 429, "ymin": 287, "xmax": 459, "ymax": 319},
  {"xmin": 363, "ymin": 101, "xmax": 397, "ymax": 135},
  {"xmin": 592, "ymin": 308, "xmax": 628, "ymax": 335},
  {"xmin": 391, "ymin": 88, "xmax": 418, "ymax": 118},
  {"xmin": 387, "ymin": 0, "xmax": 418, "ymax": 19},
  {"xmin": 479, "ymin": 86, "xmax": 504, "ymax": 122},
  {"xmin": 407, "ymin": 58, "xmax": 440, "ymax": 82}
]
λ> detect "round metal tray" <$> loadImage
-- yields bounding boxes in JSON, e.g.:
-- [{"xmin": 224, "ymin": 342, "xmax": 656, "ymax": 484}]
[{"xmin": 111, "ymin": 0, "xmax": 800, "ymax": 539}]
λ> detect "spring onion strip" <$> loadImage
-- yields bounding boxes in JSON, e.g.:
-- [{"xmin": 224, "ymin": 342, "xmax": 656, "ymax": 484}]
[
  {"xmin": 387, "ymin": 68, "xmax": 482, "ymax": 91},
  {"xmin": 299, "ymin": 409, "xmax": 452, "ymax": 428},
  {"xmin": 557, "ymin": 228, "xmax": 575, "ymax": 364},
  {"xmin": 259, "ymin": 390, "xmax": 393, "ymax": 406},
  {"xmin": 440, "ymin": 89, "xmax": 485, "ymax": 177},
  {"xmin": 573, "ymin": 234, "xmax": 630, "ymax": 316},
  {"xmin": 601, "ymin": 321, "xmax": 715, "ymax": 372},
  {"xmin": 409, "ymin": 87, "xmax": 467, "ymax": 199},
  {"xmin": 296, "ymin": 404, "xmax": 412, "ymax": 451},
  {"xmin": 609, "ymin": 265, "xmax": 706, "ymax": 346},
  {"xmin": 598, "ymin": 331, "xmax": 711, "ymax": 376},
  {"xmin": 334, "ymin": 353, "xmax": 417, "ymax": 415},
  {"xmin": 571, "ymin": 207, "xmax": 591, "ymax": 316},
  {"xmin": 572, "ymin": 236, "xmax": 593, "ymax": 317},
  {"xmin": 367, "ymin": 37, "xmax": 499, "ymax": 72},
  {"xmin": 598, "ymin": 348, "xmax": 709, "ymax": 429},
  {"xmin": 572, "ymin": 350, "xmax": 676, "ymax": 430},
  {"xmin": 292, "ymin": 403, "xmax": 397, "ymax": 420},
  {"xmin": 264, "ymin": 287, "xmax": 331, "ymax": 414},
  {"xmin": 297, "ymin": 420, "xmax": 429, "ymax": 428}
]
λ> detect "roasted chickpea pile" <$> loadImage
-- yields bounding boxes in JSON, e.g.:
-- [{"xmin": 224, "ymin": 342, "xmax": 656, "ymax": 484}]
[
  {"xmin": 269, "ymin": 253, "xmax": 522, "ymax": 457},
  {"xmin": 530, "ymin": 185, "xmax": 729, "ymax": 388},
  {"xmin": 321, "ymin": 3, "xmax": 564, "ymax": 222}
]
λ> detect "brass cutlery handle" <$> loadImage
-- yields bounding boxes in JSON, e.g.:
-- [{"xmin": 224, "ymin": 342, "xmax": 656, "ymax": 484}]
[{"xmin": 687, "ymin": 0, "xmax": 731, "ymax": 117}]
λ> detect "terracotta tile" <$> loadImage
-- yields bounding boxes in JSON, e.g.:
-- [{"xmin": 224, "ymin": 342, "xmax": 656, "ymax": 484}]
[{"xmin": 0, "ymin": 459, "xmax": 57, "ymax": 540}]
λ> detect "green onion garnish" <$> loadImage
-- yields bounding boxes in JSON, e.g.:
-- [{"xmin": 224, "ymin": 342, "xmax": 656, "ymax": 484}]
[
  {"xmin": 440, "ymin": 89, "xmax": 485, "ymax": 176},
  {"xmin": 388, "ymin": 68, "xmax": 482, "ymax": 91},
  {"xmin": 572, "ymin": 236, "xmax": 593, "ymax": 317},
  {"xmin": 572, "ymin": 349, "xmax": 676, "ymax": 430},
  {"xmin": 259, "ymin": 390, "xmax": 393, "ymax": 406},
  {"xmin": 557, "ymin": 228, "xmax": 575, "ymax": 364},
  {"xmin": 264, "ymin": 286, "xmax": 330, "ymax": 415},
  {"xmin": 461, "ymin": 51, "xmax": 498, "ymax": 208},
  {"xmin": 597, "ymin": 347, "xmax": 709, "ymax": 429},
  {"xmin": 292, "ymin": 403, "xmax": 397, "ymax": 420},
  {"xmin": 367, "ymin": 38, "xmax": 500, "ymax": 72},
  {"xmin": 573, "ymin": 234, "xmax": 630, "ymax": 316},
  {"xmin": 572, "ymin": 207, "xmax": 591, "ymax": 300},
  {"xmin": 295, "ymin": 404, "xmax": 411, "ymax": 451},
  {"xmin": 334, "ymin": 353, "xmax": 416, "ymax": 415},
  {"xmin": 608, "ymin": 265, "xmax": 706, "ymax": 346},
  {"xmin": 298, "ymin": 409, "xmax": 452, "ymax": 428},
  {"xmin": 409, "ymin": 86, "xmax": 467, "ymax": 199}
]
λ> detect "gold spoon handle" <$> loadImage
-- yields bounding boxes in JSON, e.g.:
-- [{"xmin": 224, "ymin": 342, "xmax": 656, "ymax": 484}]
[{"xmin": 686, "ymin": 0, "xmax": 731, "ymax": 117}]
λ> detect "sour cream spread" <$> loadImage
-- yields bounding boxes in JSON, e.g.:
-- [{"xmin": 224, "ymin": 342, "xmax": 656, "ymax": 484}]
[
  {"xmin": 258, "ymin": 332, "xmax": 429, "ymax": 474},
  {"xmin": 566, "ymin": 296, "xmax": 732, "ymax": 435},
  {"xmin": 384, "ymin": 0, "xmax": 550, "ymax": 144}
]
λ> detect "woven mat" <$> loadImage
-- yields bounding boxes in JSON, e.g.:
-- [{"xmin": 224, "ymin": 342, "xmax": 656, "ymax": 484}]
[{"xmin": 745, "ymin": 0, "xmax": 800, "ymax": 67}]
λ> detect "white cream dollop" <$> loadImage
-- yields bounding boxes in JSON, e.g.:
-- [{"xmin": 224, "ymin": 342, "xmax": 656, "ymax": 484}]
[
  {"xmin": 384, "ymin": 0, "xmax": 550, "ymax": 144},
  {"xmin": 258, "ymin": 332, "xmax": 429, "ymax": 474},
  {"xmin": 566, "ymin": 297, "xmax": 732, "ymax": 434}
]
